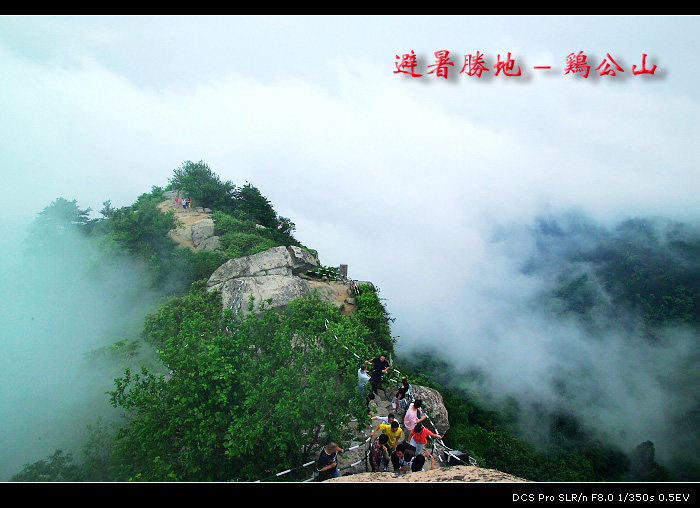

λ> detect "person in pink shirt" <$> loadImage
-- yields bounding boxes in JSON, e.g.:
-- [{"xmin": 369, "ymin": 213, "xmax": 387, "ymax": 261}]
[
  {"xmin": 409, "ymin": 423, "xmax": 441, "ymax": 455},
  {"xmin": 403, "ymin": 398, "xmax": 427, "ymax": 437}
]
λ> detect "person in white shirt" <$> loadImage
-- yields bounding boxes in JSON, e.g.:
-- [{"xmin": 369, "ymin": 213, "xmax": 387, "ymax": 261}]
[{"xmin": 357, "ymin": 363, "xmax": 371, "ymax": 396}]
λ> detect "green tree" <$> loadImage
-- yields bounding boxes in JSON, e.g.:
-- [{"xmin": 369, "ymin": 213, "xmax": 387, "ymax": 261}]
[
  {"xmin": 10, "ymin": 449, "xmax": 84, "ymax": 482},
  {"xmin": 177, "ymin": 249, "xmax": 230, "ymax": 286},
  {"xmin": 233, "ymin": 182, "xmax": 278, "ymax": 229},
  {"xmin": 219, "ymin": 232, "xmax": 278, "ymax": 259},
  {"xmin": 106, "ymin": 194, "xmax": 178, "ymax": 259},
  {"xmin": 355, "ymin": 283, "xmax": 395, "ymax": 356},
  {"xmin": 26, "ymin": 197, "xmax": 92, "ymax": 250},
  {"xmin": 109, "ymin": 291, "xmax": 371, "ymax": 481},
  {"xmin": 224, "ymin": 295, "xmax": 370, "ymax": 480},
  {"xmin": 101, "ymin": 193, "xmax": 181, "ymax": 287},
  {"xmin": 627, "ymin": 441, "xmax": 670, "ymax": 481},
  {"xmin": 169, "ymin": 160, "xmax": 236, "ymax": 210},
  {"xmin": 81, "ymin": 417, "xmax": 119, "ymax": 481},
  {"xmin": 140, "ymin": 282, "xmax": 224, "ymax": 348},
  {"xmin": 99, "ymin": 199, "xmax": 117, "ymax": 219},
  {"xmin": 277, "ymin": 216, "xmax": 296, "ymax": 236}
]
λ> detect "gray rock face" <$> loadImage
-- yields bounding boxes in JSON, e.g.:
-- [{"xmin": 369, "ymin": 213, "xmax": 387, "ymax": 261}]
[
  {"xmin": 197, "ymin": 235, "xmax": 221, "ymax": 251},
  {"xmin": 189, "ymin": 217, "xmax": 218, "ymax": 251},
  {"xmin": 209, "ymin": 246, "xmax": 317, "ymax": 282},
  {"xmin": 207, "ymin": 246, "xmax": 318, "ymax": 315},
  {"xmin": 411, "ymin": 385, "xmax": 450, "ymax": 435},
  {"xmin": 216, "ymin": 274, "xmax": 312, "ymax": 315}
]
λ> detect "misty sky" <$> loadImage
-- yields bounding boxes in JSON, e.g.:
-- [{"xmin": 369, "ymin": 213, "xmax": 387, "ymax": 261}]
[{"xmin": 1, "ymin": 16, "xmax": 700, "ymax": 478}]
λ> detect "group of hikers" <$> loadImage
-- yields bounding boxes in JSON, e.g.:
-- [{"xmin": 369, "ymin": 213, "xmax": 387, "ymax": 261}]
[
  {"xmin": 174, "ymin": 195, "xmax": 191, "ymax": 211},
  {"xmin": 315, "ymin": 354, "xmax": 443, "ymax": 481}
]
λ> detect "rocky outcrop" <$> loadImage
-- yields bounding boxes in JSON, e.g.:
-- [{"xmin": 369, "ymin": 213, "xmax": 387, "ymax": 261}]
[
  {"xmin": 411, "ymin": 385, "xmax": 450, "ymax": 435},
  {"xmin": 206, "ymin": 246, "xmax": 320, "ymax": 315},
  {"xmin": 189, "ymin": 217, "xmax": 220, "ymax": 251},
  {"xmin": 305, "ymin": 279, "xmax": 358, "ymax": 315},
  {"xmin": 208, "ymin": 245, "xmax": 317, "ymax": 282},
  {"xmin": 158, "ymin": 195, "xmax": 220, "ymax": 252}
]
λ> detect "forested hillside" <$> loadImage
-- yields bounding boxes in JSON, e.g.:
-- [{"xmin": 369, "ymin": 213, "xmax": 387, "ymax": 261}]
[
  {"xmin": 9, "ymin": 163, "xmax": 700, "ymax": 482},
  {"xmin": 9, "ymin": 161, "xmax": 394, "ymax": 481},
  {"xmin": 401, "ymin": 214, "xmax": 700, "ymax": 482}
]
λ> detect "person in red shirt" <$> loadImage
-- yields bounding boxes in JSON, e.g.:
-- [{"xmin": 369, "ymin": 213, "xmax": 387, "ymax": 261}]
[{"xmin": 409, "ymin": 422, "xmax": 442, "ymax": 455}]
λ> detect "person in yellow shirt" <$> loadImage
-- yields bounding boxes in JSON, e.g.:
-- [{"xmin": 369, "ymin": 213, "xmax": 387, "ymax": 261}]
[{"xmin": 371, "ymin": 420, "xmax": 403, "ymax": 450}]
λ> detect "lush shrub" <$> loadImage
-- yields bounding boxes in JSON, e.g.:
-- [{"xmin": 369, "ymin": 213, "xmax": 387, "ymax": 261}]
[
  {"xmin": 169, "ymin": 160, "xmax": 236, "ymax": 210},
  {"xmin": 110, "ymin": 292, "xmax": 372, "ymax": 481},
  {"xmin": 356, "ymin": 283, "xmax": 395, "ymax": 357}
]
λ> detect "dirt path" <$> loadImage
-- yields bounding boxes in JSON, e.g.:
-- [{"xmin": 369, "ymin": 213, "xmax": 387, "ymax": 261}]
[{"xmin": 157, "ymin": 199, "xmax": 211, "ymax": 251}]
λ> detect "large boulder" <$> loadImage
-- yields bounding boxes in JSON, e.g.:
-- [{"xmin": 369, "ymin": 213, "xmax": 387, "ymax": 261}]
[
  {"xmin": 215, "ymin": 274, "xmax": 313, "ymax": 315},
  {"xmin": 207, "ymin": 246, "xmax": 319, "ymax": 315},
  {"xmin": 196, "ymin": 235, "xmax": 221, "ymax": 251},
  {"xmin": 208, "ymin": 246, "xmax": 317, "ymax": 282},
  {"xmin": 189, "ymin": 216, "xmax": 218, "ymax": 251},
  {"xmin": 168, "ymin": 216, "xmax": 222, "ymax": 252},
  {"xmin": 411, "ymin": 384, "xmax": 450, "ymax": 435}
]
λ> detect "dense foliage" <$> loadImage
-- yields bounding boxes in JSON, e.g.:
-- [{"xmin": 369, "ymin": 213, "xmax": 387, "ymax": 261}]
[
  {"xmin": 169, "ymin": 160, "xmax": 300, "ymax": 241},
  {"xmin": 108, "ymin": 291, "xmax": 372, "ymax": 481},
  {"xmin": 355, "ymin": 283, "xmax": 395, "ymax": 358},
  {"xmin": 538, "ymin": 216, "xmax": 700, "ymax": 480},
  {"xmin": 169, "ymin": 160, "xmax": 237, "ymax": 211},
  {"xmin": 14, "ymin": 157, "xmax": 391, "ymax": 481},
  {"xmin": 9, "ymin": 449, "xmax": 85, "ymax": 482},
  {"xmin": 211, "ymin": 210, "xmax": 313, "ymax": 261},
  {"xmin": 547, "ymin": 217, "xmax": 700, "ymax": 330}
]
